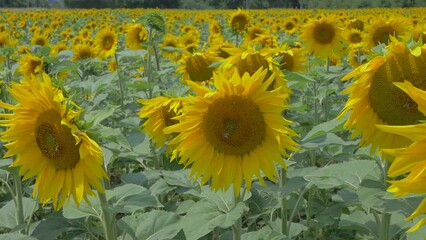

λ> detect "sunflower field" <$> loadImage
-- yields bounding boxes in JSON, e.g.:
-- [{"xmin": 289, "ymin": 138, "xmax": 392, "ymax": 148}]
[{"xmin": 0, "ymin": 6, "xmax": 426, "ymax": 240}]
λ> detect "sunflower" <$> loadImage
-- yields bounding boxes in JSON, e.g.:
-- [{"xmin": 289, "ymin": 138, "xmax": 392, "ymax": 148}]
[
  {"xmin": 159, "ymin": 33, "xmax": 180, "ymax": 61},
  {"xmin": 95, "ymin": 28, "xmax": 117, "ymax": 59},
  {"xmin": 338, "ymin": 38, "xmax": 426, "ymax": 157},
  {"xmin": 245, "ymin": 24, "xmax": 265, "ymax": 42},
  {"xmin": 51, "ymin": 43, "xmax": 67, "ymax": 57},
  {"xmin": 375, "ymin": 80, "xmax": 426, "ymax": 233},
  {"xmin": 345, "ymin": 28, "xmax": 364, "ymax": 49},
  {"xmin": 18, "ymin": 54, "xmax": 44, "ymax": 78},
  {"xmin": 0, "ymin": 32, "xmax": 15, "ymax": 47},
  {"xmin": 364, "ymin": 18, "xmax": 408, "ymax": 50},
  {"xmin": 0, "ymin": 73, "xmax": 108, "ymax": 209},
  {"xmin": 138, "ymin": 96, "xmax": 184, "ymax": 148},
  {"xmin": 177, "ymin": 51, "xmax": 221, "ymax": 83},
  {"xmin": 283, "ymin": 19, "xmax": 298, "ymax": 35},
  {"xmin": 346, "ymin": 18, "xmax": 364, "ymax": 31},
  {"xmin": 108, "ymin": 59, "xmax": 117, "ymax": 72},
  {"xmin": 275, "ymin": 45, "xmax": 306, "ymax": 72},
  {"xmin": 209, "ymin": 20, "xmax": 222, "ymax": 36},
  {"xmin": 179, "ymin": 33, "xmax": 200, "ymax": 53},
  {"xmin": 229, "ymin": 9, "xmax": 250, "ymax": 33},
  {"xmin": 31, "ymin": 33, "xmax": 49, "ymax": 46},
  {"xmin": 125, "ymin": 23, "xmax": 148, "ymax": 50},
  {"xmin": 164, "ymin": 68, "xmax": 298, "ymax": 196},
  {"xmin": 299, "ymin": 15, "xmax": 344, "ymax": 59},
  {"xmin": 219, "ymin": 46, "xmax": 290, "ymax": 94},
  {"xmin": 72, "ymin": 43, "xmax": 97, "ymax": 62}
]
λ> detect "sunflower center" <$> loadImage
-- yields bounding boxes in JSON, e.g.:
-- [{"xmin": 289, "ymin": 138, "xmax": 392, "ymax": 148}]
[
  {"xmin": 285, "ymin": 22, "xmax": 295, "ymax": 31},
  {"xmin": 373, "ymin": 26, "xmax": 396, "ymax": 45},
  {"xmin": 161, "ymin": 105, "xmax": 180, "ymax": 127},
  {"xmin": 203, "ymin": 95, "xmax": 265, "ymax": 156},
  {"xmin": 314, "ymin": 23, "xmax": 335, "ymax": 44},
  {"xmin": 231, "ymin": 14, "xmax": 249, "ymax": 32},
  {"xmin": 349, "ymin": 33, "xmax": 362, "ymax": 44},
  {"xmin": 278, "ymin": 52, "xmax": 294, "ymax": 71},
  {"xmin": 186, "ymin": 54, "xmax": 213, "ymax": 82},
  {"xmin": 35, "ymin": 109, "xmax": 80, "ymax": 170},
  {"xmin": 102, "ymin": 35, "xmax": 114, "ymax": 50},
  {"xmin": 29, "ymin": 59, "xmax": 42, "ymax": 74},
  {"xmin": 35, "ymin": 38, "xmax": 46, "ymax": 46},
  {"xmin": 369, "ymin": 53, "xmax": 426, "ymax": 125}
]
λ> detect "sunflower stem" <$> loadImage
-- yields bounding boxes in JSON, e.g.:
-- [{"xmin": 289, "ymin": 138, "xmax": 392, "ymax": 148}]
[
  {"xmin": 326, "ymin": 57, "xmax": 330, "ymax": 73},
  {"xmin": 235, "ymin": 33, "xmax": 239, "ymax": 48},
  {"xmin": 114, "ymin": 53, "xmax": 125, "ymax": 108},
  {"xmin": 288, "ymin": 183, "xmax": 311, "ymax": 235},
  {"xmin": 12, "ymin": 171, "xmax": 26, "ymax": 234},
  {"xmin": 232, "ymin": 187, "xmax": 243, "ymax": 240},
  {"xmin": 147, "ymin": 28, "xmax": 154, "ymax": 99},
  {"xmin": 231, "ymin": 216, "xmax": 242, "ymax": 240},
  {"xmin": 380, "ymin": 212, "xmax": 391, "ymax": 240},
  {"xmin": 98, "ymin": 191, "xmax": 116, "ymax": 240},
  {"xmin": 280, "ymin": 168, "xmax": 288, "ymax": 236}
]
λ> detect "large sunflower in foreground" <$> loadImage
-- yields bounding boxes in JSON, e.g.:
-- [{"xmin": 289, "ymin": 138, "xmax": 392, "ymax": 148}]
[
  {"xmin": 299, "ymin": 15, "xmax": 344, "ymax": 59},
  {"xmin": 376, "ymin": 80, "xmax": 426, "ymax": 233},
  {"xmin": 164, "ymin": 68, "xmax": 298, "ymax": 196},
  {"xmin": 338, "ymin": 38, "xmax": 426, "ymax": 157},
  {"xmin": 0, "ymin": 74, "xmax": 108, "ymax": 209}
]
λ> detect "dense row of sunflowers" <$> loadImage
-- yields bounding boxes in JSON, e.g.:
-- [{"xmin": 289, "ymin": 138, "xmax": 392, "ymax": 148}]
[{"xmin": 0, "ymin": 6, "xmax": 426, "ymax": 239}]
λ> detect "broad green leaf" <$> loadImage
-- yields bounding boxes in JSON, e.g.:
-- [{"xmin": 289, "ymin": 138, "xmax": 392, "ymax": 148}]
[
  {"xmin": 117, "ymin": 210, "xmax": 181, "ymax": 240},
  {"xmin": 357, "ymin": 179, "xmax": 423, "ymax": 215},
  {"xmin": 111, "ymin": 184, "xmax": 162, "ymax": 213},
  {"xmin": 241, "ymin": 227, "xmax": 285, "ymax": 240},
  {"xmin": 181, "ymin": 188, "xmax": 246, "ymax": 240},
  {"xmin": 0, "ymin": 233, "xmax": 38, "ymax": 240},
  {"xmin": 0, "ymin": 198, "xmax": 37, "ymax": 230},
  {"xmin": 303, "ymin": 133, "xmax": 358, "ymax": 149},
  {"xmin": 62, "ymin": 194, "xmax": 101, "ymax": 219},
  {"xmin": 304, "ymin": 160, "xmax": 379, "ymax": 190},
  {"xmin": 339, "ymin": 211, "xmax": 377, "ymax": 235},
  {"xmin": 116, "ymin": 49, "xmax": 148, "ymax": 59},
  {"xmin": 84, "ymin": 105, "xmax": 118, "ymax": 127},
  {"xmin": 31, "ymin": 212, "xmax": 76, "ymax": 240},
  {"xmin": 302, "ymin": 117, "xmax": 347, "ymax": 142},
  {"xmin": 161, "ymin": 170, "xmax": 197, "ymax": 189}
]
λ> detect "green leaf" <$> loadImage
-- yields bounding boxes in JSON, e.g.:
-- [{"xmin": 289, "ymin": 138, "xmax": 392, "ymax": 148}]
[
  {"xmin": 31, "ymin": 212, "xmax": 75, "ymax": 240},
  {"xmin": 0, "ymin": 198, "xmax": 37, "ymax": 230},
  {"xmin": 62, "ymin": 194, "xmax": 100, "ymax": 219},
  {"xmin": 181, "ymin": 188, "xmax": 246, "ymax": 240},
  {"xmin": 117, "ymin": 210, "xmax": 181, "ymax": 240},
  {"xmin": 302, "ymin": 117, "xmax": 347, "ymax": 142},
  {"xmin": 339, "ymin": 211, "xmax": 377, "ymax": 235},
  {"xmin": 241, "ymin": 227, "xmax": 285, "ymax": 240},
  {"xmin": 303, "ymin": 133, "xmax": 358, "ymax": 149},
  {"xmin": 116, "ymin": 50, "xmax": 148, "ymax": 59},
  {"xmin": 304, "ymin": 160, "xmax": 379, "ymax": 190},
  {"xmin": 84, "ymin": 105, "xmax": 118, "ymax": 127},
  {"xmin": 161, "ymin": 170, "xmax": 197, "ymax": 189},
  {"xmin": 0, "ymin": 233, "xmax": 38, "ymax": 240},
  {"xmin": 111, "ymin": 184, "xmax": 162, "ymax": 213}
]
